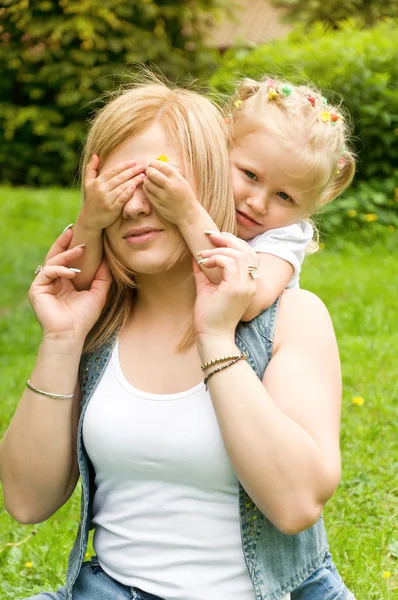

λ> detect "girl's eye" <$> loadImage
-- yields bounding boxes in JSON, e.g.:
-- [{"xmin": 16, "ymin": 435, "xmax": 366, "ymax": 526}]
[
  {"xmin": 276, "ymin": 191, "xmax": 294, "ymax": 202},
  {"xmin": 243, "ymin": 170, "xmax": 257, "ymax": 181}
]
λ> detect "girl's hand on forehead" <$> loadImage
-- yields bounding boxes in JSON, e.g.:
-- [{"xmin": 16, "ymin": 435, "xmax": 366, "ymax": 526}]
[
  {"xmin": 80, "ymin": 154, "xmax": 146, "ymax": 231},
  {"xmin": 144, "ymin": 159, "xmax": 198, "ymax": 226}
]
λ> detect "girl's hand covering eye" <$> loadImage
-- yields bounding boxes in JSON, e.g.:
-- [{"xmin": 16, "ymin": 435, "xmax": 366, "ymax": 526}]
[
  {"xmin": 81, "ymin": 155, "xmax": 146, "ymax": 231},
  {"xmin": 144, "ymin": 160, "xmax": 198, "ymax": 226}
]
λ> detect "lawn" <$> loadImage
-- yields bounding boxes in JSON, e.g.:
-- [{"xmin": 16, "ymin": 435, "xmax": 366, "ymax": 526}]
[{"xmin": 0, "ymin": 187, "xmax": 397, "ymax": 599}]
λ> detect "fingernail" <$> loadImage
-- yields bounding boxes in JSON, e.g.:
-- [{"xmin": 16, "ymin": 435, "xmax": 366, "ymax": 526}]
[
  {"xmin": 68, "ymin": 268, "xmax": 81, "ymax": 273},
  {"xmin": 221, "ymin": 231, "xmax": 236, "ymax": 237},
  {"xmin": 62, "ymin": 223, "xmax": 74, "ymax": 234},
  {"xmin": 75, "ymin": 243, "xmax": 86, "ymax": 248},
  {"xmin": 197, "ymin": 258, "xmax": 209, "ymax": 265},
  {"xmin": 204, "ymin": 230, "xmax": 221, "ymax": 235}
]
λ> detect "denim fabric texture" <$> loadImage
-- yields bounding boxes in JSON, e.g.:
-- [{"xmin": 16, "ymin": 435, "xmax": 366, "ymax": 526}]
[
  {"xmin": 23, "ymin": 556, "xmax": 164, "ymax": 600},
  {"xmin": 23, "ymin": 299, "xmax": 354, "ymax": 600}
]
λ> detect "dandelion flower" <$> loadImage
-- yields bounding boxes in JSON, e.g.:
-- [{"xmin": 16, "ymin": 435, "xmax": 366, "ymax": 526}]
[
  {"xmin": 352, "ymin": 396, "xmax": 364, "ymax": 406},
  {"xmin": 347, "ymin": 209, "xmax": 357, "ymax": 218},
  {"xmin": 364, "ymin": 214, "xmax": 378, "ymax": 222},
  {"xmin": 25, "ymin": 562, "xmax": 33, "ymax": 568},
  {"xmin": 156, "ymin": 154, "xmax": 169, "ymax": 162},
  {"xmin": 382, "ymin": 571, "xmax": 391, "ymax": 578}
]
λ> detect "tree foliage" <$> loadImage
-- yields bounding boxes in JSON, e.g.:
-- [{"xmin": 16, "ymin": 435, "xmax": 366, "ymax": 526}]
[
  {"xmin": 0, "ymin": 0, "xmax": 229, "ymax": 186},
  {"xmin": 271, "ymin": 0, "xmax": 398, "ymax": 28}
]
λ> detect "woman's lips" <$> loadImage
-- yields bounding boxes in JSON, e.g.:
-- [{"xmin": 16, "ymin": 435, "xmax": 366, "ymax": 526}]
[
  {"xmin": 236, "ymin": 209, "xmax": 262, "ymax": 229},
  {"xmin": 124, "ymin": 230, "xmax": 162, "ymax": 245}
]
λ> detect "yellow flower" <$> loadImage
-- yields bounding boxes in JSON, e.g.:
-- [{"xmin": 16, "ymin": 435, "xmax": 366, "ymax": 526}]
[
  {"xmin": 347, "ymin": 209, "xmax": 357, "ymax": 218},
  {"xmin": 319, "ymin": 242, "xmax": 325, "ymax": 250},
  {"xmin": 352, "ymin": 396, "xmax": 364, "ymax": 406},
  {"xmin": 387, "ymin": 225, "xmax": 395, "ymax": 232},
  {"xmin": 382, "ymin": 571, "xmax": 391, "ymax": 578},
  {"xmin": 234, "ymin": 99, "xmax": 243, "ymax": 109},
  {"xmin": 25, "ymin": 562, "xmax": 33, "ymax": 568},
  {"xmin": 268, "ymin": 89, "xmax": 279, "ymax": 100},
  {"xmin": 85, "ymin": 552, "xmax": 90, "ymax": 558},
  {"xmin": 364, "ymin": 213, "xmax": 378, "ymax": 222},
  {"xmin": 320, "ymin": 111, "xmax": 331, "ymax": 122},
  {"xmin": 156, "ymin": 154, "xmax": 169, "ymax": 162}
]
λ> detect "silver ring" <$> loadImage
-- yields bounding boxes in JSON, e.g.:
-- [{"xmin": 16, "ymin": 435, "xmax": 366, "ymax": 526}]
[
  {"xmin": 248, "ymin": 264, "xmax": 259, "ymax": 279},
  {"xmin": 34, "ymin": 265, "xmax": 43, "ymax": 276}
]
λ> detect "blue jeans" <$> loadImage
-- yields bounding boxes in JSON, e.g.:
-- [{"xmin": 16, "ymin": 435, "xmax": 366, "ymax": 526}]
[
  {"xmin": 23, "ymin": 551, "xmax": 354, "ymax": 600},
  {"xmin": 292, "ymin": 551, "xmax": 355, "ymax": 600},
  {"xmin": 23, "ymin": 556, "xmax": 164, "ymax": 600}
]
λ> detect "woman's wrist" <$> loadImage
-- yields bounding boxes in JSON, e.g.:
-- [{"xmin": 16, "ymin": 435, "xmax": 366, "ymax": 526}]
[{"xmin": 196, "ymin": 333, "xmax": 239, "ymax": 364}]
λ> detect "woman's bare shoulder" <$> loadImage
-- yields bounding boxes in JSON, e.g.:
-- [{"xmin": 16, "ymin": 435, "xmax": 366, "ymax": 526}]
[{"xmin": 274, "ymin": 289, "xmax": 335, "ymax": 350}]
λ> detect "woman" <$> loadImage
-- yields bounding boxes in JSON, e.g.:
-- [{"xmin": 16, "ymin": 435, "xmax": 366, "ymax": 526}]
[{"xmin": 0, "ymin": 80, "xmax": 353, "ymax": 600}]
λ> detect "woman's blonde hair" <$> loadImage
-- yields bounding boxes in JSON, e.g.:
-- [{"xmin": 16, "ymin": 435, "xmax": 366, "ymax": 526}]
[
  {"xmin": 82, "ymin": 75, "xmax": 235, "ymax": 352},
  {"xmin": 226, "ymin": 76, "xmax": 356, "ymax": 250}
]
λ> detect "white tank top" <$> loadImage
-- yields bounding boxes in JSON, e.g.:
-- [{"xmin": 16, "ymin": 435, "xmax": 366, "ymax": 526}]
[{"xmin": 82, "ymin": 339, "xmax": 255, "ymax": 600}]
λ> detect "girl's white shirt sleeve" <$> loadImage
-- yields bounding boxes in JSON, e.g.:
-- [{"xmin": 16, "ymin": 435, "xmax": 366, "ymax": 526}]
[{"xmin": 247, "ymin": 220, "xmax": 313, "ymax": 289}]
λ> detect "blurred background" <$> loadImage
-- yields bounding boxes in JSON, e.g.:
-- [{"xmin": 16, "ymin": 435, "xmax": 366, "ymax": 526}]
[{"xmin": 0, "ymin": 2, "xmax": 398, "ymax": 599}]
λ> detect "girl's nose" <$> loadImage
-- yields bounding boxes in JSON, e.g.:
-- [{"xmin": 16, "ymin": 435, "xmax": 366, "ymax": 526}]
[
  {"xmin": 122, "ymin": 183, "xmax": 152, "ymax": 220},
  {"xmin": 246, "ymin": 192, "xmax": 268, "ymax": 215}
]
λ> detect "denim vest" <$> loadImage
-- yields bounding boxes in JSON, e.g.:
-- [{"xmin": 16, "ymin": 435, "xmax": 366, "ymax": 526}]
[{"xmin": 65, "ymin": 299, "xmax": 328, "ymax": 600}]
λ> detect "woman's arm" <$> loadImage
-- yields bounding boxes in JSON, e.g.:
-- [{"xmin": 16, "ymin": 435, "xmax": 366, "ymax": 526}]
[
  {"xmin": 193, "ymin": 252, "xmax": 341, "ymax": 534},
  {"xmin": 0, "ymin": 338, "xmax": 83, "ymax": 524},
  {"xmin": 0, "ymin": 229, "xmax": 111, "ymax": 524}
]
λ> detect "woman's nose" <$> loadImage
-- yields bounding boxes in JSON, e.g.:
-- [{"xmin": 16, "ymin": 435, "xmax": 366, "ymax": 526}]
[{"xmin": 122, "ymin": 183, "xmax": 152, "ymax": 220}]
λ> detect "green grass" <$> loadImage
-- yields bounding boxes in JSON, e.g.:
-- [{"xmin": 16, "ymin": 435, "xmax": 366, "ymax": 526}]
[{"xmin": 0, "ymin": 186, "xmax": 397, "ymax": 599}]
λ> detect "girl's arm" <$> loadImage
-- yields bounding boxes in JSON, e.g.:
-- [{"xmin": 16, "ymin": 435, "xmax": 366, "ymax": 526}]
[
  {"xmin": 69, "ymin": 155, "xmax": 146, "ymax": 290},
  {"xmin": 193, "ymin": 250, "xmax": 341, "ymax": 535}
]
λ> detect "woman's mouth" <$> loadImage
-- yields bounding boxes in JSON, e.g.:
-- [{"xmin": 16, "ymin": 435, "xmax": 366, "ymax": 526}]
[{"xmin": 124, "ymin": 227, "xmax": 162, "ymax": 245}]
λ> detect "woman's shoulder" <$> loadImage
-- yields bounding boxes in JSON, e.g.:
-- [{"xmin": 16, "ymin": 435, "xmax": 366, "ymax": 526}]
[{"xmin": 274, "ymin": 288, "xmax": 336, "ymax": 352}]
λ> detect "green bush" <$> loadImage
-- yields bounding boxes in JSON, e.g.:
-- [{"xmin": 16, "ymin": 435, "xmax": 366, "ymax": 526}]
[
  {"xmin": 0, "ymin": 0, "xmax": 228, "ymax": 186},
  {"xmin": 210, "ymin": 19, "xmax": 398, "ymax": 233}
]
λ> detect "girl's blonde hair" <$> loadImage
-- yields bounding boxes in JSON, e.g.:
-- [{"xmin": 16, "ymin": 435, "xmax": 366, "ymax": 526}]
[
  {"xmin": 226, "ymin": 76, "xmax": 356, "ymax": 241},
  {"xmin": 82, "ymin": 76, "xmax": 235, "ymax": 352}
]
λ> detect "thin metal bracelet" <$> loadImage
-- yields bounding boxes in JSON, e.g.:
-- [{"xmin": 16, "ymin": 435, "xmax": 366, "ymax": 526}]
[
  {"xmin": 201, "ymin": 353, "xmax": 242, "ymax": 371},
  {"xmin": 203, "ymin": 352, "xmax": 247, "ymax": 390},
  {"xmin": 26, "ymin": 379, "xmax": 75, "ymax": 400}
]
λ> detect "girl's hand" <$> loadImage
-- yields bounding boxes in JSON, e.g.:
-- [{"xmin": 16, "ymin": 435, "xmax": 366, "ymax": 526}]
[
  {"xmin": 28, "ymin": 228, "xmax": 112, "ymax": 341},
  {"xmin": 193, "ymin": 232, "xmax": 258, "ymax": 340},
  {"xmin": 144, "ymin": 160, "xmax": 198, "ymax": 225},
  {"xmin": 81, "ymin": 155, "xmax": 146, "ymax": 231}
]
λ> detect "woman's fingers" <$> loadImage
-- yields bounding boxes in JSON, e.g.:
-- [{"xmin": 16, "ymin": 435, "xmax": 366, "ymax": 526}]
[
  {"xmin": 32, "ymin": 264, "xmax": 80, "ymax": 288},
  {"xmin": 44, "ymin": 226, "xmax": 75, "ymax": 263},
  {"xmin": 45, "ymin": 244, "xmax": 86, "ymax": 268}
]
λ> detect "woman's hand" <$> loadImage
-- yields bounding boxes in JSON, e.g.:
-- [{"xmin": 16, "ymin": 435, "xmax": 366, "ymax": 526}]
[
  {"xmin": 193, "ymin": 232, "xmax": 258, "ymax": 340},
  {"xmin": 144, "ymin": 160, "xmax": 198, "ymax": 226},
  {"xmin": 80, "ymin": 155, "xmax": 146, "ymax": 231},
  {"xmin": 29, "ymin": 227, "xmax": 112, "ymax": 341}
]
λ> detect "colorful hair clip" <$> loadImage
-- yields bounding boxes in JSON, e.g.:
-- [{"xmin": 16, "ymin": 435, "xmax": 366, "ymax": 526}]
[
  {"xmin": 266, "ymin": 79, "xmax": 276, "ymax": 88},
  {"xmin": 156, "ymin": 154, "xmax": 169, "ymax": 162},
  {"xmin": 281, "ymin": 86, "xmax": 292, "ymax": 97},
  {"xmin": 268, "ymin": 88, "xmax": 279, "ymax": 101},
  {"xmin": 330, "ymin": 113, "xmax": 342, "ymax": 126},
  {"xmin": 321, "ymin": 96, "xmax": 327, "ymax": 106},
  {"xmin": 234, "ymin": 99, "xmax": 243, "ymax": 109},
  {"xmin": 306, "ymin": 96, "xmax": 316, "ymax": 107},
  {"xmin": 320, "ymin": 111, "xmax": 331, "ymax": 122}
]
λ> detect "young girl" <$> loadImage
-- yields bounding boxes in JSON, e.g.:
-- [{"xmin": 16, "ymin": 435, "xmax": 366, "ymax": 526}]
[{"xmin": 70, "ymin": 76, "xmax": 355, "ymax": 323}]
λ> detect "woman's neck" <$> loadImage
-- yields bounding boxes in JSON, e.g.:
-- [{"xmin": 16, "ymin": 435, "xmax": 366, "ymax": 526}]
[{"xmin": 132, "ymin": 261, "xmax": 196, "ymax": 325}]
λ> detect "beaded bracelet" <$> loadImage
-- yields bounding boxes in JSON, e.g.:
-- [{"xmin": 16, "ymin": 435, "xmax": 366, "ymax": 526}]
[
  {"xmin": 201, "ymin": 353, "xmax": 242, "ymax": 371},
  {"xmin": 203, "ymin": 352, "xmax": 247, "ymax": 390}
]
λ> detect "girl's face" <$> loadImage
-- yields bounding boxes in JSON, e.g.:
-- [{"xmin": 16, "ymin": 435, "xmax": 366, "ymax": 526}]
[
  {"xmin": 230, "ymin": 128, "xmax": 320, "ymax": 240},
  {"xmin": 104, "ymin": 122, "xmax": 188, "ymax": 276}
]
